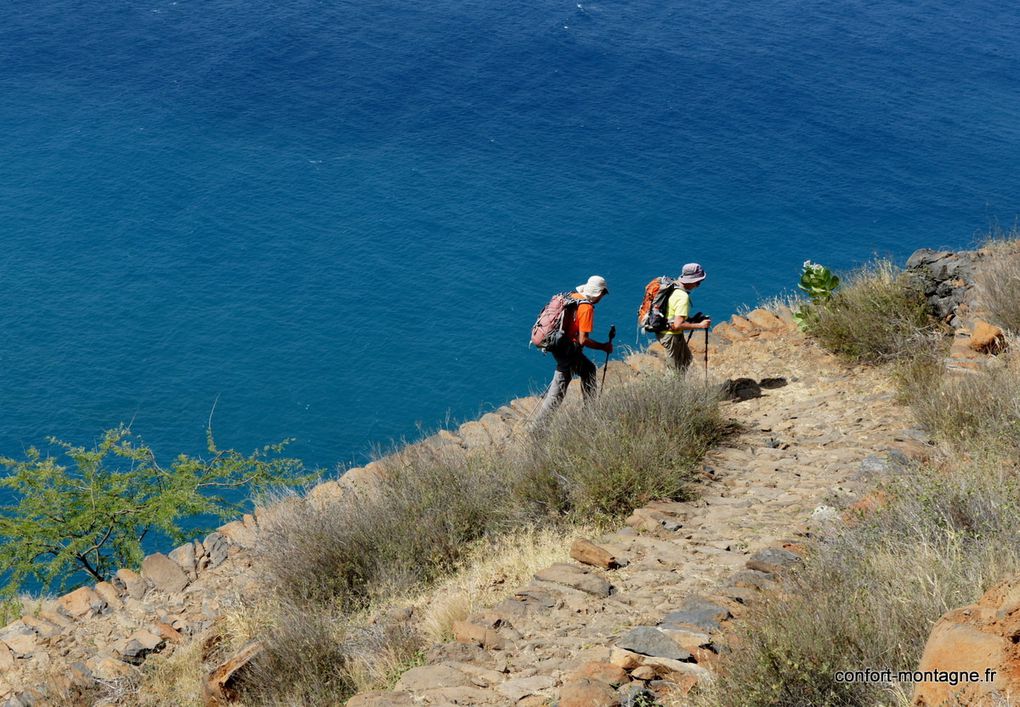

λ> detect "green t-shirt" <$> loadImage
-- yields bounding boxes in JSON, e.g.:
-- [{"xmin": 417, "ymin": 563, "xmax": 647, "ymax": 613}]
[{"xmin": 661, "ymin": 287, "xmax": 691, "ymax": 336}]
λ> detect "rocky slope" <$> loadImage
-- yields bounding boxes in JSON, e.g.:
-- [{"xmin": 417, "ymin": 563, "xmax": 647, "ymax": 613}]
[{"xmin": 0, "ymin": 245, "xmax": 1013, "ymax": 706}]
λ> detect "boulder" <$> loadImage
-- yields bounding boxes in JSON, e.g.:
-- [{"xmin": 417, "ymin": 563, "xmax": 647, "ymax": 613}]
[
  {"xmin": 912, "ymin": 575, "xmax": 1020, "ymax": 706},
  {"xmin": 711, "ymin": 322, "xmax": 743, "ymax": 342},
  {"xmin": 566, "ymin": 661, "xmax": 629, "ymax": 687},
  {"xmin": 534, "ymin": 563, "xmax": 612, "ymax": 597},
  {"xmin": 57, "ymin": 586, "xmax": 107, "ymax": 618},
  {"xmin": 745, "ymin": 309, "xmax": 786, "ymax": 331},
  {"xmin": 142, "ymin": 553, "xmax": 190, "ymax": 594},
  {"xmin": 94, "ymin": 581, "xmax": 123, "ymax": 610},
  {"xmin": 969, "ymin": 320, "xmax": 1006, "ymax": 354},
  {"xmin": 169, "ymin": 541, "xmax": 198, "ymax": 576},
  {"xmin": 720, "ymin": 378, "xmax": 762, "ymax": 401},
  {"xmin": 394, "ymin": 664, "xmax": 471, "ymax": 692},
  {"xmin": 116, "ymin": 629, "xmax": 165, "ymax": 665},
  {"xmin": 661, "ymin": 597, "xmax": 732, "ymax": 632},
  {"xmin": 451, "ymin": 620, "xmax": 504, "ymax": 650},
  {"xmin": 570, "ymin": 539, "xmax": 625, "ymax": 570},
  {"xmin": 218, "ymin": 521, "xmax": 256, "ymax": 549},
  {"xmin": 558, "ymin": 677, "xmax": 620, "ymax": 707},
  {"xmin": 495, "ymin": 675, "xmax": 556, "ymax": 702},
  {"xmin": 0, "ymin": 642, "xmax": 14, "ymax": 671},
  {"xmin": 203, "ymin": 532, "xmax": 229, "ymax": 568},
  {"xmin": 616, "ymin": 627, "xmax": 690, "ymax": 661},
  {"xmin": 746, "ymin": 547, "xmax": 802, "ymax": 574},
  {"xmin": 205, "ymin": 640, "xmax": 263, "ymax": 705},
  {"xmin": 116, "ymin": 568, "xmax": 148, "ymax": 599}
]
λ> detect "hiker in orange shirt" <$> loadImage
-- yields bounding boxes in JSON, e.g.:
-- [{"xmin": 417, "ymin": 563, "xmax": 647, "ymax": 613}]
[{"xmin": 533, "ymin": 275, "xmax": 614, "ymax": 425}]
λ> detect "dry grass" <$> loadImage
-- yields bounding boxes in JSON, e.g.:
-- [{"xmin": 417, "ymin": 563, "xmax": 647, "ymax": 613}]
[
  {"xmin": 976, "ymin": 236, "xmax": 1020, "ymax": 333},
  {"xmin": 701, "ymin": 336, "xmax": 1020, "ymax": 707},
  {"xmin": 804, "ymin": 261, "xmax": 937, "ymax": 363},
  {"xmin": 409, "ymin": 525, "xmax": 588, "ymax": 643},
  {"xmin": 706, "ymin": 455, "xmax": 1020, "ymax": 707},
  {"xmin": 130, "ymin": 639, "xmax": 207, "ymax": 707},
  {"xmin": 518, "ymin": 375, "xmax": 724, "ymax": 524},
  {"xmin": 125, "ymin": 372, "xmax": 724, "ymax": 704},
  {"xmin": 899, "ymin": 342, "xmax": 1020, "ymax": 454}
]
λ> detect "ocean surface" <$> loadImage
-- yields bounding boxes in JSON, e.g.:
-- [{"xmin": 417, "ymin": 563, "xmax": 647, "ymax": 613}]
[{"xmin": 2, "ymin": 1, "xmax": 1019, "ymax": 519}]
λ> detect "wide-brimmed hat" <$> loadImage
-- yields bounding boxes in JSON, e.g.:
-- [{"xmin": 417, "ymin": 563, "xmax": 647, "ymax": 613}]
[
  {"xmin": 576, "ymin": 275, "xmax": 609, "ymax": 298},
  {"xmin": 678, "ymin": 263, "xmax": 706, "ymax": 284}
]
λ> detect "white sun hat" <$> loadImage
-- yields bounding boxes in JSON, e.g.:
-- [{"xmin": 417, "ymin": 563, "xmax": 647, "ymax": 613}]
[{"xmin": 576, "ymin": 275, "xmax": 609, "ymax": 298}]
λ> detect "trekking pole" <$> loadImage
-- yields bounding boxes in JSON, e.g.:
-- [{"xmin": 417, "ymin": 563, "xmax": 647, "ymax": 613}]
[
  {"xmin": 600, "ymin": 324, "xmax": 616, "ymax": 395},
  {"xmin": 703, "ymin": 325, "xmax": 709, "ymax": 385}
]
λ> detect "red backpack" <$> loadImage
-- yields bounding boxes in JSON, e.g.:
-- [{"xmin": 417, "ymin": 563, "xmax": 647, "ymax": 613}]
[
  {"xmin": 637, "ymin": 277, "xmax": 676, "ymax": 333},
  {"xmin": 531, "ymin": 293, "xmax": 588, "ymax": 352}
]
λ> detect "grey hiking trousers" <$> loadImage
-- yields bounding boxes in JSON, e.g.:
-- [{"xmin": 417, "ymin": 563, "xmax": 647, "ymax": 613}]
[
  {"xmin": 533, "ymin": 344, "xmax": 597, "ymax": 426},
  {"xmin": 657, "ymin": 332, "xmax": 693, "ymax": 371}
]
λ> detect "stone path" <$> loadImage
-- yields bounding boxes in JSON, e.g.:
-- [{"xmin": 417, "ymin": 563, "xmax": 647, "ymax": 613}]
[{"xmin": 348, "ymin": 311, "xmax": 933, "ymax": 706}]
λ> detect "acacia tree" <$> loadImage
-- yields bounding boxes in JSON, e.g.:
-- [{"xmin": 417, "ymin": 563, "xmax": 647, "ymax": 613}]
[{"xmin": 0, "ymin": 426, "xmax": 310, "ymax": 597}]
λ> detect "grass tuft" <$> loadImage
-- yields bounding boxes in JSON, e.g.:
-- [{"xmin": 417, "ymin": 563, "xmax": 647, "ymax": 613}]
[
  {"xmin": 976, "ymin": 236, "xmax": 1020, "ymax": 333},
  {"xmin": 803, "ymin": 261, "xmax": 937, "ymax": 363}
]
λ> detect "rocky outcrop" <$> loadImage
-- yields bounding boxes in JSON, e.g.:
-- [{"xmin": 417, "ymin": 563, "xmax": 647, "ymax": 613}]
[
  {"xmin": 913, "ymin": 575, "xmax": 1020, "ymax": 706},
  {"xmin": 905, "ymin": 248, "xmax": 979, "ymax": 325}
]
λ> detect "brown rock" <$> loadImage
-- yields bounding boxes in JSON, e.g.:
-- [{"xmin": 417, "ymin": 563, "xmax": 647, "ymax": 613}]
[
  {"xmin": 88, "ymin": 653, "xmax": 134, "ymax": 681},
  {"xmin": 152, "ymin": 621, "xmax": 184, "ymax": 643},
  {"xmin": 570, "ymin": 539, "xmax": 624, "ymax": 570},
  {"xmin": 218, "ymin": 520, "xmax": 257, "ymax": 549},
  {"xmin": 559, "ymin": 677, "xmax": 620, "ymax": 707},
  {"xmin": 610, "ymin": 647, "xmax": 643, "ymax": 670},
  {"xmin": 21, "ymin": 615, "xmax": 62, "ymax": 639},
  {"xmin": 746, "ymin": 308, "xmax": 786, "ymax": 331},
  {"xmin": 711, "ymin": 322, "xmax": 743, "ymax": 342},
  {"xmin": 94, "ymin": 581, "xmax": 123, "ymax": 610},
  {"xmin": 534, "ymin": 563, "xmax": 612, "ymax": 597},
  {"xmin": 117, "ymin": 629, "xmax": 166, "ymax": 664},
  {"xmin": 346, "ymin": 692, "xmax": 416, "ymax": 707},
  {"xmin": 495, "ymin": 675, "xmax": 556, "ymax": 702},
  {"xmin": 730, "ymin": 315, "xmax": 755, "ymax": 333},
  {"xmin": 57, "ymin": 586, "xmax": 107, "ymax": 618},
  {"xmin": 566, "ymin": 661, "xmax": 629, "ymax": 687},
  {"xmin": 116, "ymin": 568, "xmax": 148, "ymax": 599},
  {"xmin": 169, "ymin": 542, "xmax": 198, "ymax": 576},
  {"xmin": 2, "ymin": 630, "xmax": 38, "ymax": 657},
  {"xmin": 912, "ymin": 575, "xmax": 1020, "ymax": 706},
  {"xmin": 452, "ymin": 620, "xmax": 505, "ymax": 650},
  {"xmin": 395, "ymin": 664, "xmax": 472, "ymax": 692},
  {"xmin": 142, "ymin": 553, "xmax": 190, "ymax": 594},
  {"xmin": 0, "ymin": 642, "xmax": 14, "ymax": 671},
  {"xmin": 205, "ymin": 640, "xmax": 263, "ymax": 705},
  {"xmin": 631, "ymin": 665, "xmax": 657, "ymax": 680},
  {"xmin": 969, "ymin": 320, "xmax": 1007, "ymax": 354}
]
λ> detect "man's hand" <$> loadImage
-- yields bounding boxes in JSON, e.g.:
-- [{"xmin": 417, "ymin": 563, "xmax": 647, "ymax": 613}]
[
  {"xmin": 699, "ymin": 318, "xmax": 711, "ymax": 330},
  {"xmin": 603, "ymin": 341, "xmax": 614, "ymax": 354}
]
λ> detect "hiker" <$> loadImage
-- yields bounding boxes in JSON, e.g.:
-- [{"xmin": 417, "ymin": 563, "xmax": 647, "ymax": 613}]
[
  {"xmin": 658, "ymin": 263, "xmax": 711, "ymax": 371},
  {"xmin": 533, "ymin": 275, "xmax": 614, "ymax": 425}
]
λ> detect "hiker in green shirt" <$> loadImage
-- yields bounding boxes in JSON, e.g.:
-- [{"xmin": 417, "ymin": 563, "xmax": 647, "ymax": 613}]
[{"xmin": 657, "ymin": 263, "xmax": 711, "ymax": 371}]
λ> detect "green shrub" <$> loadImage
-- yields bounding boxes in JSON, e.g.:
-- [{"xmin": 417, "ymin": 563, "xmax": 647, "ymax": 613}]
[
  {"xmin": 804, "ymin": 261, "xmax": 936, "ymax": 363},
  {"xmin": 0, "ymin": 426, "xmax": 307, "ymax": 597}
]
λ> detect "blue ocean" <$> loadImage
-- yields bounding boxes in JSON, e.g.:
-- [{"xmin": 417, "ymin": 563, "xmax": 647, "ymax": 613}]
[{"xmin": 2, "ymin": 0, "xmax": 1018, "ymax": 490}]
